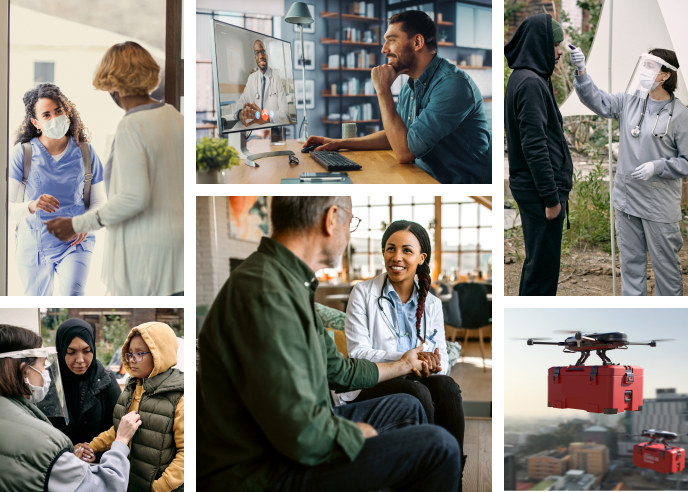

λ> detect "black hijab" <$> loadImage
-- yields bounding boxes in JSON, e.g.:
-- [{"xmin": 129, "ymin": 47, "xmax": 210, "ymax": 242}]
[{"xmin": 56, "ymin": 318, "xmax": 96, "ymax": 421}]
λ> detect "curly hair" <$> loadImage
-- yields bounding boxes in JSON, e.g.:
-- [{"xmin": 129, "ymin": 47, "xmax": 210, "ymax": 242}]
[
  {"xmin": 381, "ymin": 220, "xmax": 432, "ymax": 343},
  {"xmin": 93, "ymin": 41, "xmax": 160, "ymax": 97},
  {"xmin": 14, "ymin": 83, "xmax": 90, "ymax": 145}
]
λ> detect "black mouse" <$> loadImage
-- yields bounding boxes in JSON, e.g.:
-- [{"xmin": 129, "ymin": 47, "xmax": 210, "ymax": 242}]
[{"xmin": 301, "ymin": 144, "xmax": 318, "ymax": 153}]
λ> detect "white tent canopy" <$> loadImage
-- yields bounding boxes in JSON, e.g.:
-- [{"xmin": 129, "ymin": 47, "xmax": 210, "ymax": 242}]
[{"xmin": 560, "ymin": 0, "xmax": 688, "ymax": 117}]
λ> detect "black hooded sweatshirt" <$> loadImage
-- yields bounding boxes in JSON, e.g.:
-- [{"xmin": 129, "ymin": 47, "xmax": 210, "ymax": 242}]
[{"xmin": 505, "ymin": 13, "xmax": 573, "ymax": 207}]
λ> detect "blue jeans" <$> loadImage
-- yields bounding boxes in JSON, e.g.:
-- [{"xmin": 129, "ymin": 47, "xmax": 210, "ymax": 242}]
[{"xmin": 268, "ymin": 394, "xmax": 461, "ymax": 492}]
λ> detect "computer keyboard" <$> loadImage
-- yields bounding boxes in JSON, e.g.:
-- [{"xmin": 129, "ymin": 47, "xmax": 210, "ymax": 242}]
[{"xmin": 309, "ymin": 151, "xmax": 362, "ymax": 171}]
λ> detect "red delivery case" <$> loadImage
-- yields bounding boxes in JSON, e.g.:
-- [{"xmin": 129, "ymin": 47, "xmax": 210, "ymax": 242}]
[
  {"xmin": 633, "ymin": 443, "xmax": 685, "ymax": 474},
  {"xmin": 547, "ymin": 365, "xmax": 643, "ymax": 414}
]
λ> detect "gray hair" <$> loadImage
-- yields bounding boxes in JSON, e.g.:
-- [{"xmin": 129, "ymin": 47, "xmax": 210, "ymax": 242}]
[{"xmin": 271, "ymin": 196, "xmax": 349, "ymax": 234}]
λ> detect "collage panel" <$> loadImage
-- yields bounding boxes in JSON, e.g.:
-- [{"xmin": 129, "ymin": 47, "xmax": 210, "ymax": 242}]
[
  {"xmin": 196, "ymin": 0, "xmax": 493, "ymax": 184},
  {"xmin": 196, "ymin": 196, "xmax": 492, "ymax": 491},
  {"xmin": 505, "ymin": 308, "xmax": 687, "ymax": 491},
  {"xmin": 504, "ymin": 0, "xmax": 688, "ymax": 297},
  {"xmin": 0, "ymin": 0, "xmax": 184, "ymax": 297},
  {"xmin": 0, "ymin": 307, "xmax": 185, "ymax": 491}
]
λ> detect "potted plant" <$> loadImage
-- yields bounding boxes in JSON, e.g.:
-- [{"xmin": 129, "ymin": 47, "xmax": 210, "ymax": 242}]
[
  {"xmin": 196, "ymin": 136, "xmax": 240, "ymax": 184},
  {"xmin": 439, "ymin": 30, "xmax": 448, "ymax": 43}
]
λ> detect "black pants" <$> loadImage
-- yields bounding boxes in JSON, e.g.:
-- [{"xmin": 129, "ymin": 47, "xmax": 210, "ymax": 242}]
[
  {"xmin": 513, "ymin": 190, "xmax": 566, "ymax": 296},
  {"xmin": 351, "ymin": 375, "xmax": 465, "ymax": 460}
]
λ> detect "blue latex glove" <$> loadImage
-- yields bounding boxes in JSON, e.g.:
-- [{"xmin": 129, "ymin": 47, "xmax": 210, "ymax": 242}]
[
  {"xmin": 569, "ymin": 44, "xmax": 586, "ymax": 71},
  {"xmin": 632, "ymin": 162, "xmax": 655, "ymax": 180}
]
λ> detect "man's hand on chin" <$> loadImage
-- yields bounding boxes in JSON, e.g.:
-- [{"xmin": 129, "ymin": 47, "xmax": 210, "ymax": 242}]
[{"xmin": 371, "ymin": 64, "xmax": 409, "ymax": 93}]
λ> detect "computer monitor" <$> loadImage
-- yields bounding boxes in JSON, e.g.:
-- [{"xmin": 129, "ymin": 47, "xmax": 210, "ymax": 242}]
[{"xmin": 210, "ymin": 19, "xmax": 298, "ymax": 135}]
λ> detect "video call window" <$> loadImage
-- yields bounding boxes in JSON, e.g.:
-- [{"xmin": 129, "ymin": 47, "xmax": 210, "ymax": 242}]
[
  {"xmin": 196, "ymin": 11, "xmax": 276, "ymax": 138},
  {"xmin": 210, "ymin": 18, "xmax": 297, "ymax": 134}
]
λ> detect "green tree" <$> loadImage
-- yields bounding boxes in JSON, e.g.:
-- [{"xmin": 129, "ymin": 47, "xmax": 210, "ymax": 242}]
[
  {"xmin": 97, "ymin": 313, "xmax": 130, "ymax": 366},
  {"xmin": 41, "ymin": 308, "xmax": 67, "ymax": 346}
]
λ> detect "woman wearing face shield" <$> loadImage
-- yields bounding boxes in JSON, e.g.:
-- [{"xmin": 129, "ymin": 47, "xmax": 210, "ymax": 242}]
[
  {"xmin": 44, "ymin": 41, "xmax": 184, "ymax": 296},
  {"xmin": 570, "ymin": 47, "xmax": 688, "ymax": 295},
  {"xmin": 9, "ymin": 84, "xmax": 106, "ymax": 296},
  {"xmin": 37, "ymin": 319, "xmax": 121, "ymax": 462},
  {"xmin": 0, "ymin": 324, "xmax": 140, "ymax": 492}
]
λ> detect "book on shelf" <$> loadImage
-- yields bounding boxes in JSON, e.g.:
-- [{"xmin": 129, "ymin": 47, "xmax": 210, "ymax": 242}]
[
  {"xmin": 328, "ymin": 54, "xmax": 339, "ymax": 69},
  {"xmin": 349, "ymin": 2, "xmax": 366, "ymax": 16},
  {"xmin": 366, "ymin": 3, "xmax": 375, "ymax": 18}
]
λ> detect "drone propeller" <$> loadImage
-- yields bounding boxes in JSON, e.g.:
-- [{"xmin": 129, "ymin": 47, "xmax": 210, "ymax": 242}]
[{"xmin": 626, "ymin": 339, "xmax": 674, "ymax": 347}]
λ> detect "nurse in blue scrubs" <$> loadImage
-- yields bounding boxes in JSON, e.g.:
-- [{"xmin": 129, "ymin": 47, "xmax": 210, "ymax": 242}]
[{"xmin": 8, "ymin": 83, "xmax": 106, "ymax": 296}]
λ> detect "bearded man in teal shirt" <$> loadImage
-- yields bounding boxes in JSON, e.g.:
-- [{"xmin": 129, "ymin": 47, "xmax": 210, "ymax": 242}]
[{"xmin": 303, "ymin": 11, "xmax": 491, "ymax": 184}]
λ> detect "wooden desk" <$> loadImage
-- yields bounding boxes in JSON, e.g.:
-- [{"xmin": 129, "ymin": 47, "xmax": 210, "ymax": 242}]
[{"xmin": 225, "ymin": 139, "xmax": 440, "ymax": 184}]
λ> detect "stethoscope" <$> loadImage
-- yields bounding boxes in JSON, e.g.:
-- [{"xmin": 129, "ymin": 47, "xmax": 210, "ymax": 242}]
[
  {"xmin": 377, "ymin": 274, "xmax": 437, "ymax": 351},
  {"xmin": 631, "ymin": 93, "xmax": 675, "ymax": 138}
]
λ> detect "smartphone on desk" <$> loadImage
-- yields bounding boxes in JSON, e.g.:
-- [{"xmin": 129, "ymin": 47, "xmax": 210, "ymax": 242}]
[{"xmin": 300, "ymin": 172, "xmax": 348, "ymax": 182}]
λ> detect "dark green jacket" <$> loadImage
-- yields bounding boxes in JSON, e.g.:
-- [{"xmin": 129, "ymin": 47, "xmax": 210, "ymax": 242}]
[
  {"xmin": 114, "ymin": 368, "xmax": 184, "ymax": 492},
  {"xmin": 0, "ymin": 395, "xmax": 74, "ymax": 492},
  {"xmin": 198, "ymin": 237, "xmax": 379, "ymax": 491}
]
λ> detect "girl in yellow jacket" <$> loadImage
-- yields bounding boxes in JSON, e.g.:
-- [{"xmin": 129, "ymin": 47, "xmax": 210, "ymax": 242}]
[{"xmin": 76, "ymin": 322, "xmax": 184, "ymax": 492}]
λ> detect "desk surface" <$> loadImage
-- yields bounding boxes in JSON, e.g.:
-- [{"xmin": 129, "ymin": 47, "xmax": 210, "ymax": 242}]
[{"xmin": 225, "ymin": 139, "xmax": 440, "ymax": 184}]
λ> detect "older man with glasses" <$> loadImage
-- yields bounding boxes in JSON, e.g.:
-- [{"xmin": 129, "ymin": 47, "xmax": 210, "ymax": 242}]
[
  {"xmin": 197, "ymin": 196, "xmax": 460, "ymax": 492},
  {"xmin": 233, "ymin": 39, "xmax": 290, "ymax": 128}
]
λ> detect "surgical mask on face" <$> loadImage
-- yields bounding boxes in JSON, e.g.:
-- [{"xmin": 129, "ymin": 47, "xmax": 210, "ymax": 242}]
[
  {"xmin": 40, "ymin": 114, "xmax": 69, "ymax": 140},
  {"xmin": 25, "ymin": 364, "xmax": 51, "ymax": 403},
  {"xmin": 638, "ymin": 69, "xmax": 661, "ymax": 91}
]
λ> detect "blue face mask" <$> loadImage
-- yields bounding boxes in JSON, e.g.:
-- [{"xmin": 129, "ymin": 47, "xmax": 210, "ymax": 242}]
[{"xmin": 110, "ymin": 92, "xmax": 120, "ymax": 107}]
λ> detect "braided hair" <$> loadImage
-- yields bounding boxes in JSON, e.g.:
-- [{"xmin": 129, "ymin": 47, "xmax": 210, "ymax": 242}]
[
  {"xmin": 14, "ymin": 83, "xmax": 90, "ymax": 145},
  {"xmin": 381, "ymin": 220, "xmax": 432, "ymax": 343}
]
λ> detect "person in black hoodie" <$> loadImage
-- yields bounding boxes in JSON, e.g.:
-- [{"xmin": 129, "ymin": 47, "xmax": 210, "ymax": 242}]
[
  {"xmin": 39, "ymin": 318, "xmax": 121, "ymax": 462},
  {"xmin": 505, "ymin": 13, "xmax": 574, "ymax": 296}
]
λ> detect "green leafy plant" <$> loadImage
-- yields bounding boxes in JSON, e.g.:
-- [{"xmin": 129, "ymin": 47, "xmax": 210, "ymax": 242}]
[
  {"xmin": 97, "ymin": 313, "xmax": 130, "ymax": 366},
  {"xmin": 439, "ymin": 30, "xmax": 447, "ymax": 41},
  {"xmin": 196, "ymin": 137, "xmax": 240, "ymax": 173}
]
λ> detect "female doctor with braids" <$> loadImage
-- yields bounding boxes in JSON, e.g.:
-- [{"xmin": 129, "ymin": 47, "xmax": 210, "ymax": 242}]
[{"xmin": 342, "ymin": 220, "xmax": 466, "ymax": 486}]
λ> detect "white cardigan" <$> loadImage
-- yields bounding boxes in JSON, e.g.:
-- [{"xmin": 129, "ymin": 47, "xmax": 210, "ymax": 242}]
[
  {"xmin": 337, "ymin": 273, "xmax": 448, "ymax": 404},
  {"xmin": 72, "ymin": 103, "xmax": 184, "ymax": 296}
]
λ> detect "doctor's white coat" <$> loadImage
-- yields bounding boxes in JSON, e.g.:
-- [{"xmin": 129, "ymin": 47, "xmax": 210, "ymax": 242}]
[
  {"xmin": 232, "ymin": 66, "xmax": 290, "ymax": 125},
  {"xmin": 337, "ymin": 273, "xmax": 449, "ymax": 403}
]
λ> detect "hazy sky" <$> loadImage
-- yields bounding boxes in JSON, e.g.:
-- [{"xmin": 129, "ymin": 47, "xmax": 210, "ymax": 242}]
[{"xmin": 505, "ymin": 309, "xmax": 688, "ymax": 418}]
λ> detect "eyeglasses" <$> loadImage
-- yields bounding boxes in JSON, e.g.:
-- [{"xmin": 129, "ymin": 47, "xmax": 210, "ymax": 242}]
[
  {"xmin": 124, "ymin": 351, "xmax": 151, "ymax": 363},
  {"xmin": 288, "ymin": 155, "xmax": 299, "ymax": 165},
  {"xmin": 338, "ymin": 206, "xmax": 362, "ymax": 232},
  {"xmin": 254, "ymin": 50, "xmax": 267, "ymax": 56}
]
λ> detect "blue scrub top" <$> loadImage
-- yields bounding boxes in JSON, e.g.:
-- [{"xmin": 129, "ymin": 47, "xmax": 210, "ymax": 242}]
[{"xmin": 10, "ymin": 138, "xmax": 104, "ymax": 266}]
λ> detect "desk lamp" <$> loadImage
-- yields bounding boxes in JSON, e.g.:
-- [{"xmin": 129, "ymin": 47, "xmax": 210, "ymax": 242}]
[{"xmin": 285, "ymin": 2, "xmax": 314, "ymax": 143}]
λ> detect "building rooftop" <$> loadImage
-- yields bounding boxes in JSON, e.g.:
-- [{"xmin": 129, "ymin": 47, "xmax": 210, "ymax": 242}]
[
  {"xmin": 583, "ymin": 425, "xmax": 608, "ymax": 433},
  {"xmin": 530, "ymin": 449, "xmax": 568, "ymax": 460}
]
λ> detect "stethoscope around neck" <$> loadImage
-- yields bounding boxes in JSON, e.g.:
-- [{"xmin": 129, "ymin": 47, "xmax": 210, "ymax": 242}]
[
  {"xmin": 631, "ymin": 93, "xmax": 675, "ymax": 138},
  {"xmin": 377, "ymin": 273, "xmax": 436, "ymax": 349}
]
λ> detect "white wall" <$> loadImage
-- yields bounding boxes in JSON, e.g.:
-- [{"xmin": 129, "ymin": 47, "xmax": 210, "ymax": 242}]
[{"xmin": 0, "ymin": 308, "xmax": 41, "ymax": 333}]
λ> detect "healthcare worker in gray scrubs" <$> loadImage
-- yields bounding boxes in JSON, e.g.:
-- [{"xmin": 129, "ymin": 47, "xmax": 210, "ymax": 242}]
[{"xmin": 571, "ymin": 47, "xmax": 688, "ymax": 296}]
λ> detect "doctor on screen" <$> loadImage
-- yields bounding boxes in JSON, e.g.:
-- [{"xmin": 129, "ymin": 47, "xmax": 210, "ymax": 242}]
[{"xmin": 233, "ymin": 40, "xmax": 290, "ymax": 127}]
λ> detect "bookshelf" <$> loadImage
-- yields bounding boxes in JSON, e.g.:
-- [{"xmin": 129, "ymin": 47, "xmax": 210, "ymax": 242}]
[{"xmin": 321, "ymin": 0, "xmax": 386, "ymax": 139}]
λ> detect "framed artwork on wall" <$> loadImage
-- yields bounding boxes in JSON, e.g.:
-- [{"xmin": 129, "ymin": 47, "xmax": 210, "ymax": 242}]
[{"xmin": 293, "ymin": 39, "xmax": 315, "ymax": 70}]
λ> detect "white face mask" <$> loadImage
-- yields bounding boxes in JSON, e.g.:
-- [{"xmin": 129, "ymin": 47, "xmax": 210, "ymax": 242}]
[
  {"xmin": 638, "ymin": 68, "xmax": 661, "ymax": 91},
  {"xmin": 40, "ymin": 114, "xmax": 70, "ymax": 140},
  {"xmin": 25, "ymin": 364, "xmax": 51, "ymax": 403}
]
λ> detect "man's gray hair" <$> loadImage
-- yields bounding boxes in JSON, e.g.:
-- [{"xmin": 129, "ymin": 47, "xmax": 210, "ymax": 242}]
[{"xmin": 271, "ymin": 196, "xmax": 349, "ymax": 234}]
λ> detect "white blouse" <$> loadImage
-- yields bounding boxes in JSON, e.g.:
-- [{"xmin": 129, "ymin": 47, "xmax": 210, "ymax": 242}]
[{"xmin": 72, "ymin": 103, "xmax": 184, "ymax": 296}]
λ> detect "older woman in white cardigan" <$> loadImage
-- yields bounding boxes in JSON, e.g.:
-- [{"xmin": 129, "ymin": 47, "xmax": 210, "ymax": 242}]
[{"xmin": 45, "ymin": 41, "xmax": 184, "ymax": 296}]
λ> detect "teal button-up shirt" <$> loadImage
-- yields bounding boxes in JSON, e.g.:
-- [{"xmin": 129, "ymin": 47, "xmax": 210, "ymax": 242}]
[
  {"xmin": 398, "ymin": 54, "xmax": 492, "ymax": 184},
  {"xmin": 198, "ymin": 237, "xmax": 379, "ymax": 491}
]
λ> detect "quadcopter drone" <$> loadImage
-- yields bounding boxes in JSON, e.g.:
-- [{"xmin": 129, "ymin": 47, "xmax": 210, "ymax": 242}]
[
  {"xmin": 524, "ymin": 331, "xmax": 667, "ymax": 366},
  {"xmin": 628, "ymin": 430, "xmax": 682, "ymax": 449}
]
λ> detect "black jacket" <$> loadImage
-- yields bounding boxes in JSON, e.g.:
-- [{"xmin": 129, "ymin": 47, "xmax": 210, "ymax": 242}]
[
  {"xmin": 40, "ymin": 359, "xmax": 121, "ymax": 448},
  {"xmin": 505, "ymin": 13, "xmax": 573, "ymax": 206}
]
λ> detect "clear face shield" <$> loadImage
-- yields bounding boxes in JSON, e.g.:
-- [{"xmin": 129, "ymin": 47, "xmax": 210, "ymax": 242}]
[
  {"xmin": 0, "ymin": 346, "xmax": 69, "ymax": 424},
  {"xmin": 626, "ymin": 53, "xmax": 677, "ymax": 98}
]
